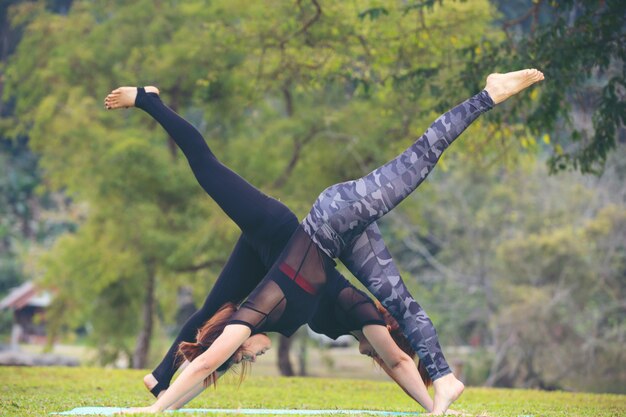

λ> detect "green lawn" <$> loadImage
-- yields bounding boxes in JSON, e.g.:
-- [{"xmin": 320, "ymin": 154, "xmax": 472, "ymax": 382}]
[{"xmin": 0, "ymin": 367, "xmax": 624, "ymax": 417}]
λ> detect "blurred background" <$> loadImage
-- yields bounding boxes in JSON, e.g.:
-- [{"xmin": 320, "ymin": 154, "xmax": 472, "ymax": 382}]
[{"xmin": 0, "ymin": 0, "xmax": 624, "ymax": 394}]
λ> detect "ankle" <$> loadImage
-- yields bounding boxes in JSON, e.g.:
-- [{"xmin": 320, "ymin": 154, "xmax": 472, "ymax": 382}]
[{"xmin": 135, "ymin": 86, "xmax": 161, "ymax": 109}]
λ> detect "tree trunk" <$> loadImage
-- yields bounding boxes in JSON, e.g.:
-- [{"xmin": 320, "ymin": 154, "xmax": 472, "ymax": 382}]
[
  {"xmin": 298, "ymin": 333, "xmax": 307, "ymax": 376},
  {"xmin": 132, "ymin": 266, "xmax": 156, "ymax": 369},
  {"xmin": 274, "ymin": 83, "xmax": 296, "ymax": 377},
  {"xmin": 277, "ymin": 335, "xmax": 295, "ymax": 376}
]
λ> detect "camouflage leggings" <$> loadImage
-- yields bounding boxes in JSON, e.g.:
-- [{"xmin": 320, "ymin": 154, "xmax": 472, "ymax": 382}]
[{"xmin": 303, "ymin": 90, "xmax": 494, "ymax": 380}]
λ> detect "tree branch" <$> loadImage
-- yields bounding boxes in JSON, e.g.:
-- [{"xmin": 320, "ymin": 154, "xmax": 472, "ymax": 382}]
[
  {"xmin": 501, "ymin": 2, "xmax": 540, "ymax": 32},
  {"xmin": 173, "ymin": 258, "xmax": 226, "ymax": 273},
  {"xmin": 272, "ymin": 126, "xmax": 320, "ymax": 189},
  {"xmin": 280, "ymin": 0, "xmax": 322, "ymax": 48}
]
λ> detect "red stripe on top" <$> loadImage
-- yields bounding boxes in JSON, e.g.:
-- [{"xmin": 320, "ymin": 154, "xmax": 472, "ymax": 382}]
[{"xmin": 279, "ymin": 263, "xmax": 317, "ymax": 295}]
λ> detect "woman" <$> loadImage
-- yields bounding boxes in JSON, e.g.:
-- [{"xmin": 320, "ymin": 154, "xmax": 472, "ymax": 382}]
[{"xmin": 105, "ymin": 68, "xmax": 544, "ymax": 414}]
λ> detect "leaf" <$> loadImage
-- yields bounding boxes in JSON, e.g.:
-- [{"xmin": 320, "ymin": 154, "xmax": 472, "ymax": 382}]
[
  {"xmin": 555, "ymin": 144, "xmax": 564, "ymax": 155},
  {"xmin": 357, "ymin": 7, "xmax": 389, "ymax": 21}
]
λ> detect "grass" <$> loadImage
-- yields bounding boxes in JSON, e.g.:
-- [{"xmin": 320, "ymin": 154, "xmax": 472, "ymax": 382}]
[{"xmin": 0, "ymin": 367, "xmax": 624, "ymax": 417}]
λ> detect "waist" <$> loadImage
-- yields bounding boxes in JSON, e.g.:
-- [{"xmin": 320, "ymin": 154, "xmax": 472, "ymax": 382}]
[
  {"xmin": 278, "ymin": 262, "xmax": 317, "ymax": 295},
  {"xmin": 301, "ymin": 214, "xmax": 344, "ymax": 259}
]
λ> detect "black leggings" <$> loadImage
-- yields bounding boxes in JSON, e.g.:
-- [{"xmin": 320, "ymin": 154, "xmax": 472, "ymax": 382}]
[{"xmin": 136, "ymin": 89, "xmax": 299, "ymax": 394}]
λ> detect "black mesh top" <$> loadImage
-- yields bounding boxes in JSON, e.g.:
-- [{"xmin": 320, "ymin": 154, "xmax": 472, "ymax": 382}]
[
  {"xmin": 227, "ymin": 226, "xmax": 335, "ymax": 337},
  {"xmin": 227, "ymin": 226, "xmax": 385, "ymax": 338},
  {"xmin": 309, "ymin": 272, "xmax": 385, "ymax": 339}
]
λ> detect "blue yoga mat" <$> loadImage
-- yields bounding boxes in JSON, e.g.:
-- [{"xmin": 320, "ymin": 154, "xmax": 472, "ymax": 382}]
[{"xmin": 53, "ymin": 407, "xmax": 421, "ymax": 416}]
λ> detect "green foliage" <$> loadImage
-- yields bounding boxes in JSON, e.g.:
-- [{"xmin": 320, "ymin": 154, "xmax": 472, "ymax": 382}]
[
  {"xmin": 2, "ymin": 0, "xmax": 624, "ymax": 392},
  {"xmin": 460, "ymin": 0, "xmax": 626, "ymax": 173},
  {"xmin": 1, "ymin": 367, "xmax": 626, "ymax": 417},
  {"xmin": 2, "ymin": 0, "xmax": 499, "ymax": 365},
  {"xmin": 493, "ymin": 202, "xmax": 625, "ymax": 389},
  {"xmin": 392, "ymin": 148, "xmax": 626, "ymax": 392},
  {"xmin": 0, "ymin": 136, "xmax": 72, "ymax": 297}
]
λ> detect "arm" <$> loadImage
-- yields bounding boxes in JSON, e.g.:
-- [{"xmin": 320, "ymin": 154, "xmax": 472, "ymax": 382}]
[
  {"xmin": 167, "ymin": 369, "xmax": 226, "ymax": 410},
  {"xmin": 166, "ymin": 382, "xmax": 205, "ymax": 410},
  {"xmin": 361, "ymin": 325, "xmax": 434, "ymax": 412},
  {"xmin": 374, "ymin": 358, "xmax": 429, "ymax": 409},
  {"xmin": 122, "ymin": 324, "xmax": 250, "ymax": 414}
]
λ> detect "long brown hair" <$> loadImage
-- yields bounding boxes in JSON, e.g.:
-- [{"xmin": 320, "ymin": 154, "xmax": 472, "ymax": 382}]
[
  {"xmin": 375, "ymin": 301, "xmax": 432, "ymax": 387},
  {"xmin": 177, "ymin": 302, "xmax": 250, "ymax": 387}
]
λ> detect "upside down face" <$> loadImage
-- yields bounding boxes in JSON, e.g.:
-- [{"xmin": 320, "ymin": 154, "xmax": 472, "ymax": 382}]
[{"xmin": 233, "ymin": 333, "xmax": 271, "ymax": 363}]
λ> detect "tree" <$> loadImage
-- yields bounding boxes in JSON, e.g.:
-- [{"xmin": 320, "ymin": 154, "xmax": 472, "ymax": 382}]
[
  {"xmin": 462, "ymin": 0, "xmax": 626, "ymax": 173},
  {"xmin": 0, "ymin": 0, "xmax": 74, "ymax": 301},
  {"xmin": 4, "ymin": 0, "xmax": 498, "ymax": 369},
  {"xmin": 3, "ymin": 0, "xmax": 624, "ymax": 392},
  {"xmin": 388, "ymin": 145, "xmax": 625, "ymax": 391}
]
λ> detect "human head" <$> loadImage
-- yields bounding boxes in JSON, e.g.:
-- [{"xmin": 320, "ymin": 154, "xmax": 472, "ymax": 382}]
[
  {"xmin": 374, "ymin": 301, "xmax": 432, "ymax": 387},
  {"xmin": 178, "ymin": 302, "xmax": 271, "ymax": 387},
  {"xmin": 233, "ymin": 333, "xmax": 271, "ymax": 364}
]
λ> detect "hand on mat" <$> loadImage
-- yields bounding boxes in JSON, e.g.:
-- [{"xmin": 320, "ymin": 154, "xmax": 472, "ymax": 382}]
[
  {"xmin": 117, "ymin": 405, "xmax": 160, "ymax": 414},
  {"xmin": 422, "ymin": 409, "xmax": 467, "ymax": 416}
]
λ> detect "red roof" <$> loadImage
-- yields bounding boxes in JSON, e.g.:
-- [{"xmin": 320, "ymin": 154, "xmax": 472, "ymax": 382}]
[{"xmin": 0, "ymin": 282, "xmax": 51, "ymax": 310}]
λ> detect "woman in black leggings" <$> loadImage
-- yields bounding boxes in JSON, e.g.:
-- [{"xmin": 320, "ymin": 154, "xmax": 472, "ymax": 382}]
[{"xmin": 105, "ymin": 68, "xmax": 543, "ymax": 415}]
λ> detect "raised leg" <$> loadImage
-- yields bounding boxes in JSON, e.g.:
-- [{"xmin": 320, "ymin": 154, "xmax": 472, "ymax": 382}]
[
  {"xmin": 306, "ymin": 70, "xmax": 544, "ymax": 258},
  {"xmin": 104, "ymin": 87, "xmax": 297, "ymax": 396},
  {"xmin": 105, "ymin": 87, "xmax": 281, "ymax": 238}
]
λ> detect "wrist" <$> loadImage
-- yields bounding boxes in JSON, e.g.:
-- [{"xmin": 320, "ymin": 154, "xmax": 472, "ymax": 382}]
[{"xmin": 150, "ymin": 403, "xmax": 164, "ymax": 413}]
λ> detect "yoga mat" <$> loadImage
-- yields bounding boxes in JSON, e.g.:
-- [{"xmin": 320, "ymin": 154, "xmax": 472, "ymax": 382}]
[{"xmin": 53, "ymin": 407, "xmax": 421, "ymax": 416}]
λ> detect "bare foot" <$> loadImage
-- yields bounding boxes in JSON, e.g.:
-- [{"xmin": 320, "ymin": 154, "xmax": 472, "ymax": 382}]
[
  {"xmin": 143, "ymin": 373, "xmax": 164, "ymax": 398},
  {"xmin": 431, "ymin": 373, "xmax": 465, "ymax": 415},
  {"xmin": 104, "ymin": 86, "xmax": 159, "ymax": 110},
  {"xmin": 484, "ymin": 69, "xmax": 544, "ymax": 104}
]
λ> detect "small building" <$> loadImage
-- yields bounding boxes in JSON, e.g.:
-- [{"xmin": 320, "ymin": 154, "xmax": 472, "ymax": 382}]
[{"xmin": 0, "ymin": 281, "xmax": 51, "ymax": 349}]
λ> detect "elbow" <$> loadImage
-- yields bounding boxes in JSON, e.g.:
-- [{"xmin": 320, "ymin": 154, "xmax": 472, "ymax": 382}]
[
  {"xmin": 388, "ymin": 352, "xmax": 412, "ymax": 371},
  {"xmin": 192, "ymin": 356, "xmax": 216, "ymax": 376}
]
